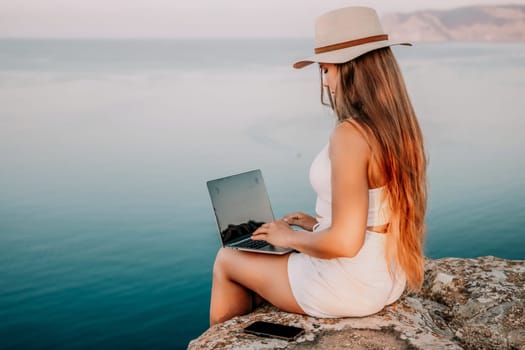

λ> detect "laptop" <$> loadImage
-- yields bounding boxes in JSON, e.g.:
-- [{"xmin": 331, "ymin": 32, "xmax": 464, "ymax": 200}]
[{"xmin": 206, "ymin": 169, "xmax": 294, "ymax": 255}]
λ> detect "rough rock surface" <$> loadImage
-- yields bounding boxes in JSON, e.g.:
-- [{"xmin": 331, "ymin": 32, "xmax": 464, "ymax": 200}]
[{"xmin": 188, "ymin": 256, "xmax": 524, "ymax": 349}]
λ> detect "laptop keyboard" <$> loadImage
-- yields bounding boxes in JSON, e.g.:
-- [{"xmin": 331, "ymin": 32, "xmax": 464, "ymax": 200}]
[{"xmin": 235, "ymin": 239, "xmax": 268, "ymax": 249}]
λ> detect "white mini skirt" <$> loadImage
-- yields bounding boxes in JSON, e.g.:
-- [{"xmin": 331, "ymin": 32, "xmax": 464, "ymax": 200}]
[{"xmin": 287, "ymin": 221, "xmax": 406, "ymax": 318}]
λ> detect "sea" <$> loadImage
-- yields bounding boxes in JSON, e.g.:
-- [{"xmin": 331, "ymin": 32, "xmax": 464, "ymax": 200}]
[{"xmin": 0, "ymin": 38, "xmax": 524, "ymax": 349}]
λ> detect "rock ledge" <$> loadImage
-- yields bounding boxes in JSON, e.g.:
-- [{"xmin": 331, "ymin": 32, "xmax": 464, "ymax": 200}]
[{"xmin": 188, "ymin": 256, "xmax": 525, "ymax": 349}]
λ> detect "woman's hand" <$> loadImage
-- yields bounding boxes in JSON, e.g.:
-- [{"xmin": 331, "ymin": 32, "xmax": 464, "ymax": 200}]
[
  {"xmin": 282, "ymin": 212, "xmax": 318, "ymax": 231},
  {"xmin": 252, "ymin": 220, "xmax": 296, "ymax": 248}
]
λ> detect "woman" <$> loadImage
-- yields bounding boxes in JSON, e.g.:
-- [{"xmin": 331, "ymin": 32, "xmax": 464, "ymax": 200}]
[{"xmin": 209, "ymin": 6, "xmax": 427, "ymax": 325}]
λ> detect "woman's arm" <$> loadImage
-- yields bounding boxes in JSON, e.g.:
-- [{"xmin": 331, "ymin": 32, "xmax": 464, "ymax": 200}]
[
  {"xmin": 282, "ymin": 212, "xmax": 318, "ymax": 231},
  {"xmin": 253, "ymin": 122, "xmax": 371, "ymax": 259}
]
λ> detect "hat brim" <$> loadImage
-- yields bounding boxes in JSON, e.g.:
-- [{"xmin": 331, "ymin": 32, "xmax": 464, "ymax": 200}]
[{"xmin": 292, "ymin": 40, "xmax": 412, "ymax": 69}]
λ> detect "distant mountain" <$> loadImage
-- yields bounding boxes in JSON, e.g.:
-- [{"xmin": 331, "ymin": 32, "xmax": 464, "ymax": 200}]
[{"xmin": 382, "ymin": 4, "xmax": 525, "ymax": 42}]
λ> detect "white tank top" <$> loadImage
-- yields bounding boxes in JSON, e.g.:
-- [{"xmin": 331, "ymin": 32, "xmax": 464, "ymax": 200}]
[
  {"xmin": 286, "ymin": 143, "xmax": 407, "ymax": 318},
  {"xmin": 309, "ymin": 143, "xmax": 390, "ymax": 226}
]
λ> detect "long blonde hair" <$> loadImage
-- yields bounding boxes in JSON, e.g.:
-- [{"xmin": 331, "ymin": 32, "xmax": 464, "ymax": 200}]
[{"xmin": 324, "ymin": 47, "xmax": 427, "ymax": 292}]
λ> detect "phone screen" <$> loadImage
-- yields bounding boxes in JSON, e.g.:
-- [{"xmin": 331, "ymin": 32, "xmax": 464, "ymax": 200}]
[{"xmin": 243, "ymin": 321, "xmax": 305, "ymax": 341}]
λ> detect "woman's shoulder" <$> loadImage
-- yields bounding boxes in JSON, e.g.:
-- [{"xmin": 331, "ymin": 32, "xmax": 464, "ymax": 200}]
[{"xmin": 329, "ymin": 119, "xmax": 371, "ymax": 156}]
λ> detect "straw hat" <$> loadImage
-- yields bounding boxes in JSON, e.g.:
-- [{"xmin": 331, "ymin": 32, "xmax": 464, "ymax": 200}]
[{"xmin": 293, "ymin": 7, "xmax": 411, "ymax": 69}]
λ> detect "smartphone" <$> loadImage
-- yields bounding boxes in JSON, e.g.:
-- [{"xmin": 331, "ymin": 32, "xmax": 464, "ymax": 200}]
[{"xmin": 243, "ymin": 321, "xmax": 305, "ymax": 341}]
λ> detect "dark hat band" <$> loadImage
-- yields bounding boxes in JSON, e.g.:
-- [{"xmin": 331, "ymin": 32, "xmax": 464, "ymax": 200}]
[{"xmin": 314, "ymin": 34, "xmax": 389, "ymax": 54}]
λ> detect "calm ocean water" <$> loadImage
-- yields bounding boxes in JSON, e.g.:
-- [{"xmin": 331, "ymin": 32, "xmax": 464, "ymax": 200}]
[{"xmin": 0, "ymin": 39, "xmax": 524, "ymax": 349}]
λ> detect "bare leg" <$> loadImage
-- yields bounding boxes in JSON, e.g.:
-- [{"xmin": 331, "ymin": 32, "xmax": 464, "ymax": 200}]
[
  {"xmin": 252, "ymin": 293, "xmax": 265, "ymax": 309},
  {"xmin": 210, "ymin": 248, "xmax": 304, "ymax": 325}
]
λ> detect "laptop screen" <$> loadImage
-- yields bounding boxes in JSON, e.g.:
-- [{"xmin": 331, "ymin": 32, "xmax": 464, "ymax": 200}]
[{"xmin": 207, "ymin": 169, "xmax": 275, "ymax": 245}]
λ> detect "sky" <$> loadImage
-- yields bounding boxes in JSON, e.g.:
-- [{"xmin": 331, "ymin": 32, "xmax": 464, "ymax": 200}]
[{"xmin": 1, "ymin": 0, "xmax": 524, "ymax": 38}]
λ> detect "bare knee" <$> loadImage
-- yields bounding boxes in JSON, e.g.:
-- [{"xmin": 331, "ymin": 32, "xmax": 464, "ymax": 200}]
[{"xmin": 213, "ymin": 247, "xmax": 233, "ymax": 278}]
